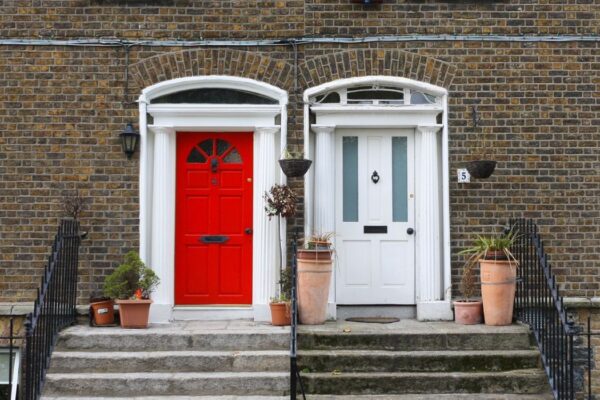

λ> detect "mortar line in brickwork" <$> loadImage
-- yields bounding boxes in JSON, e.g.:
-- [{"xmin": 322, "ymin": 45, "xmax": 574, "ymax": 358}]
[{"xmin": 2, "ymin": 34, "xmax": 600, "ymax": 48}]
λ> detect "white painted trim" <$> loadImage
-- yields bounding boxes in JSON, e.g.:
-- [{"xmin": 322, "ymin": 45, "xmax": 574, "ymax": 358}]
[
  {"xmin": 138, "ymin": 76, "xmax": 288, "ymax": 323},
  {"xmin": 142, "ymin": 75, "xmax": 288, "ymax": 105},
  {"xmin": 304, "ymin": 76, "xmax": 451, "ymax": 321},
  {"xmin": 303, "ymin": 76, "xmax": 448, "ymax": 102}
]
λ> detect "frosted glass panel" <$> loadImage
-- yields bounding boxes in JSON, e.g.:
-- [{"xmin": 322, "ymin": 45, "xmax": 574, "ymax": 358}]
[
  {"xmin": 392, "ymin": 137, "xmax": 408, "ymax": 222},
  {"xmin": 343, "ymin": 136, "xmax": 359, "ymax": 222}
]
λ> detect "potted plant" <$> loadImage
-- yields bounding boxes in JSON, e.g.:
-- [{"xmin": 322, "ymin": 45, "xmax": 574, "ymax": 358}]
[
  {"xmin": 278, "ymin": 148, "xmax": 312, "ymax": 178},
  {"xmin": 453, "ymin": 256, "xmax": 482, "ymax": 325},
  {"xmin": 270, "ymin": 267, "xmax": 292, "ymax": 326},
  {"xmin": 459, "ymin": 230, "xmax": 518, "ymax": 326},
  {"xmin": 466, "ymin": 115, "xmax": 496, "ymax": 179},
  {"xmin": 89, "ymin": 294, "xmax": 115, "ymax": 326},
  {"xmin": 264, "ymin": 184, "xmax": 297, "ymax": 326},
  {"xmin": 297, "ymin": 232, "xmax": 334, "ymax": 260},
  {"xmin": 103, "ymin": 251, "xmax": 160, "ymax": 329},
  {"xmin": 297, "ymin": 233, "xmax": 334, "ymax": 325}
]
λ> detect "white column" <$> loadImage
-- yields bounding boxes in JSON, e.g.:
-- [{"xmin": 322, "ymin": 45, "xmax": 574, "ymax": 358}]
[
  {"xmin": 415, "ymin": 125, "xmax": 452, "ymax": 321},
  {"xmin": 312, "ymin": 125, "xmax": 337, "ymax": 319},
  {"xmin": 253, "ymin": 126, "xmax": 280, "ymax": 321},
  {"xmin": 148, "ymin": 126, "xmax": 176, "ymax": 323}
]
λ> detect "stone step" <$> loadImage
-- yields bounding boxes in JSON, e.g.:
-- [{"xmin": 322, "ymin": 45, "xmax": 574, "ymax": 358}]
[
  {"xmin": 298, "ymin": 349, "xmax": 541, "ymax": 372},
  {"xmin": 56, "ymin": 327, "xmax": 289, "ymax": 352},
  {"xmin": 40, "ymin": 396, "xmax": 554, "ymax": 400},
  {"xmin": 302, "ymin": 396, "xmax": 554, "ymax": 400},
  {"xmin": 49, "ymin": 350, "xmax": 289, "ymax": 373},
  {"xmin": 300, "ymin": 370, "xmax": 549, "ymax": 395},
  {"xmin": 43, "ymin": 372, "xmax": 289, "ymax": 397},
  {"xmin": 298, "ymin": 330, "xmax": 531, "ymax": 351}
]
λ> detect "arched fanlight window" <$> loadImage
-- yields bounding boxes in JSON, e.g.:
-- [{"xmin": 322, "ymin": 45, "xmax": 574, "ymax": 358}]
[
  {"xmin": 310, "ymin": 84, "xmax": 440, "ymax": 106},
  {"xmin": 151, "ymin": 88, "xmax": 278, "ymax": 105}
]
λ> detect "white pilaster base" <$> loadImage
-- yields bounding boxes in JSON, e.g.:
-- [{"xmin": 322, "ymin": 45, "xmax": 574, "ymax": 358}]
[{"xmin": 417, "ymin": 301, "xmax": 454, "ymax": 321}]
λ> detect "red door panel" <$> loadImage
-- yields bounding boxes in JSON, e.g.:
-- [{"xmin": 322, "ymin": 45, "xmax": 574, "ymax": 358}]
[{"xmin": 175, "ymin": 132, "xmax": 253, "ymax": 305}]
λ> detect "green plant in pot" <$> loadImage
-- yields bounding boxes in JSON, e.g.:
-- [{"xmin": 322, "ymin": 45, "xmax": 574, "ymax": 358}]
[
  {"xmin": 453, "ymin": 254, "xmax": 483, "ymax": 325},
  {"xmin": 103, "ymin": 251, "xmax": 160, "ymax": 329},
  {"xmin": 458, "ymin": 230, "xmax": 519, "ymax": 326},
  {"xmin": 264, "ymin": 184, "xmax": 297, "ymax": 326}
]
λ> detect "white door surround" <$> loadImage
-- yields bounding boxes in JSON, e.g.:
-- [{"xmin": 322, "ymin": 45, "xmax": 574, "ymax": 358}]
[
  {"xmin": 137, "ymin": 76, "xmax": 288, "ymax": 323},
  {"xmin": 303, "ymin": 76, "xmax": 453, "ymax": 321}
]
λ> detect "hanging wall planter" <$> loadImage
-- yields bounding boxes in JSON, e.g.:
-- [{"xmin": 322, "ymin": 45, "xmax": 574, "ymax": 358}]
[
  {"xmin": 278, "ymin": 159, "xmax": 312, "ymax": 178},
  {"xmin": 466, "ymin": 160, "xmax": 497, "ymax": 179}
]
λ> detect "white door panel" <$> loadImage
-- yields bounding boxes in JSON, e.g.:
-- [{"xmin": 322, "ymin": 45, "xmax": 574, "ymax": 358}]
[{"xmin": 335, "ymin": 128, "xmax": 415, "ymax": 305}]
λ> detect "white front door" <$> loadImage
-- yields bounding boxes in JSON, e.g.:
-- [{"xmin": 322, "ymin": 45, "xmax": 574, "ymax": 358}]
[{"xmin": 335, "ymin": 128, "xmax": 415, "ymax": 304}]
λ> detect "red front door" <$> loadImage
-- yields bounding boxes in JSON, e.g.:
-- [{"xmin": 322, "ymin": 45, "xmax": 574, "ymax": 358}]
[{"xmin": 175, "ymin": 132, "xmax": 253, "ymax": 305}]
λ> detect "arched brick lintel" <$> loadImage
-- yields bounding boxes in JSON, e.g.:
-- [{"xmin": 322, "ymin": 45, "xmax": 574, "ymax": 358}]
[
  {"xmin": 130, "ymin": 49, "xmax": 295, "ymax": 93},
  {"xmin": 299, "ymin": 49, "xmax": 456, "ymax": 91}
]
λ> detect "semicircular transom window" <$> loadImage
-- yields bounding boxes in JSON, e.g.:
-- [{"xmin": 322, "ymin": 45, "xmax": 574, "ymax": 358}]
[
  {"xmin": 187, "ymin": 138, "xmax": 242, "ymax": 164},
  {"xmin": 152, "ymin": 88, "xmax": 278, "ymax": 105},
  {"xmin": 310, "ymin": 84, "xmax": 441, "ymax": 106}
]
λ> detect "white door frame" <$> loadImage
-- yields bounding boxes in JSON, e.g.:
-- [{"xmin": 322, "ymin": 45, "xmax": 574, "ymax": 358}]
[
  {"xmin": 303, "ymin": 76, "xmax": 453, "ymax": 321},
  {"xmin": 137, "ymin": 76, "xmax": 288, "ymax": 322}
]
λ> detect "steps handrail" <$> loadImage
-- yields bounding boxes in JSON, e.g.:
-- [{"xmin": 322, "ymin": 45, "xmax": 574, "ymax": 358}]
[
  {"xmin": 21, "ymin": 219, "xmax": 84, "ymax": 400},
  {"xmin": 290, "ymin": 229, "xmax": 306, "ymax": 399},
  {"xmin": 510, "ymin": 218, "xmax": 580, "ymax": 400}
]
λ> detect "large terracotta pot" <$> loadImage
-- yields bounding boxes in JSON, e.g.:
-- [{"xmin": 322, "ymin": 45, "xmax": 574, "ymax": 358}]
[
  {"xmin": 115, "ymin": 299, "xmax": 152, "ymax": 329},
  {"xmin": 90, "ymin": 300, "xmax": 115, "ymax": 326},
  {"xmin": 298, "ymin": 254, "xmax": 332, "ymax": 325},
  {"xmin": 269, "ymin": 302, "xmax": 291, "ymax": 326},
  {"xmin": 453, "ymin": 300, "xmax": 483, "ymax": 325},
  {"xmin": 480, "ymin": 259, "xmax": 517, "ymax": 326}
]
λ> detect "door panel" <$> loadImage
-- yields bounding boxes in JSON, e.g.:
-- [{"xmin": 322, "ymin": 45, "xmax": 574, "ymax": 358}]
[
  {"xmin": 335, "ymin": 129, "xmax": 415, "ymax": 305},
  {"xmin": 175, "ymin": 132, "xmax": 253, "ymax": 305}
]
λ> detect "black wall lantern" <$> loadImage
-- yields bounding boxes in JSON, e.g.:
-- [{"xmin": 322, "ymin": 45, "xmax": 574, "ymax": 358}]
[{"xmin": 119, "ymin": 123, "xmax": 140, "ymax": 160}]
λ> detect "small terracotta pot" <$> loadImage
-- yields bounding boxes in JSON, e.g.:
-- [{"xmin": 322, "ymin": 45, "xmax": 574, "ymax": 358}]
[
  {"xmin": 298, "ymin": 258, "xmax": 332, "ymax": 325},
  {"xmin": 480, "ymin": 259, "xmax": 518, "ymax": 326},
  {"xmin": 90, "ymin": 300, "xmax": 115, "ymax": 326},
  {"xmin": 453, "ymin": 300, "xmax": 483, "ymax": 325},
  {"xmin": 297, "ymin": 249, "xmax": 332, "ymax": 261},
  {"xmin": 269, "ymin": 302, "xmax": 291, "ymax": 326},
  {"xmin": 115, "ymin": 299, "xmax": 152, "ymax": 329}
]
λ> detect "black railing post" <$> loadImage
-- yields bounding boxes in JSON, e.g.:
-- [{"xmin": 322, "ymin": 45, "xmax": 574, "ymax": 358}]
[{"xmin": 290, "ymin": 231, "xmax": 297, "ymax": 400}]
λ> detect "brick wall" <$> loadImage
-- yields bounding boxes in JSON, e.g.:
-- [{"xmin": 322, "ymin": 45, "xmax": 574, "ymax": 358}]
[{"xmin": 0, "ymin": 1, "xmax": 599, "ymax": 303}]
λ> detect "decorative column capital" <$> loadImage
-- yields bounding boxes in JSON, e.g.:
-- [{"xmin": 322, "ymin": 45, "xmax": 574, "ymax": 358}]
[
  {"xmin": 254, "ymin": 126, "xmax": 280, "ymax": 136},
  {"xmin": 311, "ymin": 125, "xmax": 335, "ymax": 135},
  {"xmin": 148, "ymin": 126, "xmax": 176, "ymax": 136},
  {"xmin": 416, "ymin": 125, "xmax": 443, "ymax": 135}
]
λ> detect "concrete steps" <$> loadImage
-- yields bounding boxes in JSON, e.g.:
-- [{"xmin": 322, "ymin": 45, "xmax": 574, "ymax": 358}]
[
  {"xmin": 297, "ymin": 321, "xmax": 551, "ymax": 396},
  {"xmin": 43, "ymin": 321, "xmax": 290, "ymax": 398},
  {"xmin": 42, "ymin": 395, "xmax": 554, "ymax": 400},
  {"xmin": 298, "ymin": 349, "xmax": 541, "ymax": 372}
]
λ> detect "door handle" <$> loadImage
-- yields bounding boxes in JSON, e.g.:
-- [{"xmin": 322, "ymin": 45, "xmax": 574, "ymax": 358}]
[
  {"xmin": 245, "ymin": 228, "xmax": 253, "ymax": 235},
  {"xmin": 199, "ymin": 235, "xmax": 229, "ymax": 243},
  {"xmin": 406, "ymin": 228, "xmax": 415, "ymax": 235}
]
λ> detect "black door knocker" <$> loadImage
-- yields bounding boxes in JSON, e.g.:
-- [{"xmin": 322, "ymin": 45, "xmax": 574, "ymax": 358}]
[{"xmin": 371, "ymin": 170, "xmax": 380, "ymax": 184}]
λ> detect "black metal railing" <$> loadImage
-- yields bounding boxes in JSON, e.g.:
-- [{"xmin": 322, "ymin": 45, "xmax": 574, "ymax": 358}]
[
  {"xmin": 289, "ymin": 231, "xmax": 305, "ymax": 400},
  {"xmin": 511, "ymin": 218, "xmax": 590, "ymax": 400},
  {"xmin": 0, "ymin": 220, "xmax": 82, "ymax": 400}
]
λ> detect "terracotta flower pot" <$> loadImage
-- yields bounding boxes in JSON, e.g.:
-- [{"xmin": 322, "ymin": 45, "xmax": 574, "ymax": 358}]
[
  {"xmin": 115, "ymin": 299, "xmax": 152, "ymax": 329},
  {"xmin": 453, "ymin": 300, "xmax": 483, "ymax": 325},
  {"xmin": 298, "ymin": 257, "xmax": 332, "ymax": 325},
  {"xmin": 297, "ymin": 249, "xmax": 332, "ymax": 261},
  {"xmin": 90, "ymin": 300, "xmax": 115, "ymax": 326},
  {"xmin": 480, "ymin": 259, "xmax": 517, "ymax": 326},
  {"xmin": 269, "ymin": 302, "xmax": 291, "ymax": 326}
]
